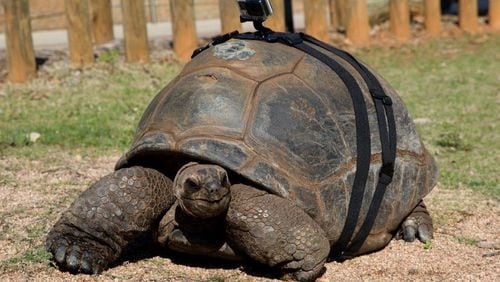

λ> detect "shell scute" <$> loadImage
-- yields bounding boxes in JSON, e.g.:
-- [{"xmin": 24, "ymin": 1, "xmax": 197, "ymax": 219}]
[
  {"xmin": 142, "ymin": 67, "xmax": 256, "ymax": 139},
  {"xmin": 247, "ymin": 74, "xmax": 348, "ymax": 183}
]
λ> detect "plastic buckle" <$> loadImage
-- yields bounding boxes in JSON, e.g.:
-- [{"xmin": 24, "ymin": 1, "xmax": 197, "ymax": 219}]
[
  {"xmin": 378, "ymin": 163, "xmax": 394, "ymax": 185},
  {"xmin": 382, "ymin": 96, "xmax": 393, "ymax": 106},
  {"xmin": 278, "ymin": 32, "xmax": 303, "ymax": 46},
  {"xmin": 370, "ymin": 88, "xmax": 393, "ymax": 106}
]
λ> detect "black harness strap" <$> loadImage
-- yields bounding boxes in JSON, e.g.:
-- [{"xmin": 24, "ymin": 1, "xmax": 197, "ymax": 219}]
[
  {"xmin": 290, "ymin": 39, "xmax": 372, "ymax": 260},
  {"xmin": 192, "ymin": 30, "xmax": 397, "ymax": 259},
  {"xmin": 299, "ymin": 34, "xmax": 397, "ymax": 256}
]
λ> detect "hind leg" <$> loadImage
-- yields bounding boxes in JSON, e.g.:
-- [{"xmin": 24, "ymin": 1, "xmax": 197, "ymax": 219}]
[{"xmin": 397, "ymin": 200, "xmax": 433, "ymax": 243}]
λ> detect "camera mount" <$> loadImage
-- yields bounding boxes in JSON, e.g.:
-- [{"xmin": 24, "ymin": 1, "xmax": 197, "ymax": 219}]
[{"xmin": 237, "ymin": 0, "xmax": 273, "ymax": 32}]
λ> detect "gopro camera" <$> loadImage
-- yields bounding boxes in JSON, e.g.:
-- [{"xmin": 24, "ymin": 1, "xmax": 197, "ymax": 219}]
[{"xmin": 237, "ymin": 0, "xmax": 273, "ymax": 22}]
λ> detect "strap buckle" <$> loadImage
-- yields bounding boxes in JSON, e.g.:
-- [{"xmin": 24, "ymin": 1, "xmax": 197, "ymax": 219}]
[
  {"xmin": 378, "ymin": 163, "xmax": 395, "ymax": 185},
  {"xmin": 370, "ymin": 88, "xmax": 393, "ymax": 106}
]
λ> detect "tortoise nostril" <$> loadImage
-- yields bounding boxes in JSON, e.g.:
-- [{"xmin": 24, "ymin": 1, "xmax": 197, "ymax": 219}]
[{"xmin": 207, "ymin": 182, "xmax": 221, "ymax": 194}]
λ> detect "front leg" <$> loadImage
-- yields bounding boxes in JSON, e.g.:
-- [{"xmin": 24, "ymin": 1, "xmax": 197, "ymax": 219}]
[
  {"xmin": 46, "ymin": 166, "xmax": 175, "ymax": 274},
  {"xmin": 157, "ymin": 203, "xmax": 243, "ymax": 261},
  {"xmin": 226, "ymin": 184, "xmax": 330, "ymax": 282}
]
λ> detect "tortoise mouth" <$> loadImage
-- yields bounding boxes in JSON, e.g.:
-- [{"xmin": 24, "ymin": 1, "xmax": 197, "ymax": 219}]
[
  {"xmin": 179, "ymin": 193, "xmax": 231, "ymax": 219},
  {"xmin": 181, "ymin": 192, "xmax": 229, "ymax": 204}
]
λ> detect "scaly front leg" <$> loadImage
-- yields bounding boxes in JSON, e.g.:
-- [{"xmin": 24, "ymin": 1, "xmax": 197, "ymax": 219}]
[
  {"xmin": 226, "ymin": 184, "xmax": 330, "ymax": 282},
  {"xmin": 46, "ymin": 166, "xmax": 175, "ymax": 274}
]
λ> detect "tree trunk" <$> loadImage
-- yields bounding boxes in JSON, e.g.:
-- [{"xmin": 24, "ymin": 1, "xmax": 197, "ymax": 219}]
[
  {"xmin": 304, "ymin": 0, "xmax": 329, "ymax": 42},
  {"xmin": 2, "ymin": 0, "xmax": 36, "ymax": 82},
  {"xmin": 346, "ymin": 0, "xmax": 370, "ymax": 45},
  {"xmin": 170, "ymin": 0, "xmax": 198, "ymax": 62},
  {"xmin": 89, "ymin": 0, "xmax": 114, "ymax": 44},
  {"xmin": 389, "ymin": 0, "xmax": 411, "ymax": 42},
  {"xmin": 219, "ymin": 0, "xmax": 241, "ymax": 33},
  {"xmin": 458, "ymin": 0, "xmax": 478, "ymax": 33},
  {"xmin": 65, "ymin": 0, "xmax": 94, "ymax": 67},
  {"xmin": 121, "ymin": 0, "xmax": 149, "ymax": 63}
]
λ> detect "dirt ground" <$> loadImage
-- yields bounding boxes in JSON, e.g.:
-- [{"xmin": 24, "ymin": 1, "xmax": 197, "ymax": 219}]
[{"xmin": 0, "ymin": 150, "xmax": 498, "ymax": 281}]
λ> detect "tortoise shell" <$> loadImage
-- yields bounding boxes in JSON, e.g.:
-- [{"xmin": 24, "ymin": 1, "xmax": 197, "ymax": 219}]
[{"xmin": 116, "ymin": 39, "xmax": 437, "ymax": 242}]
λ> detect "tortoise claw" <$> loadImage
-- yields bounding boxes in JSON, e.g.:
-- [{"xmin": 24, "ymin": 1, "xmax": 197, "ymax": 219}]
[
  {"xmin": 401, "ymin": 218, "xmax": 418, "ymax": 242},
  {"xmin": 398, "ymin": 200, "xmax": 433, "ymax": 243},
  {"xmin": 46, "ymin": 230, "xmax": 112, "ymax": 274}
]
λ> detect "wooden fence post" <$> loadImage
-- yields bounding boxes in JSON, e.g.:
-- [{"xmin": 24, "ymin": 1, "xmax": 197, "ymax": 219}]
[
  {"xmin": 334, "ymin": 0, "xmax": 348, "ymax": 30},
  {"xmin": 89, "ymin": 0, "xmax": 114, "ymax": 44},
  {"xmin": 458, "ymin": 0, "xmax": 478, "ymax": 33},
  {"xmin": 170, "ymin": 0, "xmax": 198, "ymax": 62},
  {"xmin": 266, "ymin": 0, "xmax": 285, "ymax": 32},
  {"xmin": 424, "ymin": 0, "xmax": 441, "ymax": 37},
  {"xmin": 304, "ymin": 0, "xmax": 329, "ymax": 42},
  {"xmin": 389, "ymin": 0, "xmax": 411, "ymax": 42},
  {"xmin": 219, "ymin": 0, "xmax": 241, "ymax": 33},
  {"xmin": 329, "ymin": 0, "xmax": 339, "ymax": 30},
  {"xmin": 345, "ymin": 0, "xmax": 370, "ymax": 45},
  {"xmin": 490, "ymin": 0, "xmax": 500, "ymax": 29},
  {"xmin": 121, "ymin": 0, "xmax": 149, "ymax": 63},
  {"xmin": 2, "ymin": 0, "xmax": 36, "ymax": 83},
  {"xmin": 65, "ymin": 0, "xmax": 94, "ymax": 67}
]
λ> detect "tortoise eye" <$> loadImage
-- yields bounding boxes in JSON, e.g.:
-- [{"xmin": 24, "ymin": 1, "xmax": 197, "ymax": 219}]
[
  {"xmin": 221, "ymin": 173, "xmax": 230, "ymax": 187},
  {"xmin": 185, "ymin": 178, "xmax": 199, "ymax": 191}
]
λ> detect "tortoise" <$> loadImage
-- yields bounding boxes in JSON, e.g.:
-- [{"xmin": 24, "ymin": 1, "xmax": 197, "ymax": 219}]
[{"xmin": 46, "ymin": 38, "xmax": 438, "ymax": 281}]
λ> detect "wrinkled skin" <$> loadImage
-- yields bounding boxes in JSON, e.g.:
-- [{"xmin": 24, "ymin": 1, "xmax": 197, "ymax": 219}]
[{"xmin": 46, "ymin": 163, "xmax": 433, "ymax": 281}]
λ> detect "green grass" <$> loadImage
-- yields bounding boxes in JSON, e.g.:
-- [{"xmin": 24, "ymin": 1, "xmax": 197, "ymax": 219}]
[
  {"xmin": 455, "ymin": 236, "xmax": 478, "ymax": 246},
  {"xmin": 0, "ymin": 34, "xmax": 498, "ymax": 198},
  {"xmin": 423, "ymin": 240, "xmax": 433, "ymax": 250},
  {"xmin": 0, "ymin": 59, "xmax": 180, "ymax": 153},
  {"xmin": 357, "ymin": 34, "xmax": 499, "ymax": 198}
]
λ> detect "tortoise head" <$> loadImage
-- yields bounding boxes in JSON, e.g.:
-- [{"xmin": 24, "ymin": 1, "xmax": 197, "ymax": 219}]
[{"xmin": 173, "ymin": 163, "xmax": 231, "ymax": 219}]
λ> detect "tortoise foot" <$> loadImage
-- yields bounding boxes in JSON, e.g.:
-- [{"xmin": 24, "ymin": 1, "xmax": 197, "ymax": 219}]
[
  {"xmin": 398, "ymin": 200, "xmax": 433, "ymax": 243},
  {"xmin": 46, "ymin": 226, "xmax": 115, "ymax": 274},
  {"xmin": 282, "ymin": 262, "xmax": 326, "ymax": 282},
  {"xmin": 46, "ymin": 167, "xmax": 175, "ymax": 274}
]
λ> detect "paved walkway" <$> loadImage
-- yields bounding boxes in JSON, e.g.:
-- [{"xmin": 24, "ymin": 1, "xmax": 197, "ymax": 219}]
[{"xmin": 0, "ymin": 15, "xmax": 305, "ymax": 51}]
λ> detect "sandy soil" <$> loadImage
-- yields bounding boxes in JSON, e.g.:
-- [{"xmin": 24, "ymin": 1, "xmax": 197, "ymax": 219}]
[{"xmin": 0, "ymin": 150, "xmax": 498, "ymax": 281}]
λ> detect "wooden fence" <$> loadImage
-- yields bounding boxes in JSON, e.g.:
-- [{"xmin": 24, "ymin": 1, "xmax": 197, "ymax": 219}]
[{"xmin": 2, "ymin": 0, "xmax": 500, "ymax": 83}]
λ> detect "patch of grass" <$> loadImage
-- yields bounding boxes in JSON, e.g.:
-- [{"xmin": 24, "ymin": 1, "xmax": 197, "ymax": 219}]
[
  {"xmin": 1, "ymin": 247, "xmax": 52, "ymax": 268},
  {"xmin": 423, "ymin": 240, "xmax": 433, "ymax": 250},
  {"xmin": 0, "ymin": 60, "xmax": 180, "ymax": 153},
  {"xmin": 455, "ymin": 236, "xmax": 478, "ymax": 246},
  {"xmin": 97, "ymin": 48, "xmax": 121, "ymax": 63},
  {"xmin": 357, "ymin": 34, "xmax": 499, "ymax": 198},
  {"xmin": 22, "ymin": 247, "xmax": 52, "ymax": 263},
  {"xmin": 436, "ymin": 132, "xmax": 471, "ymax": 151}
]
